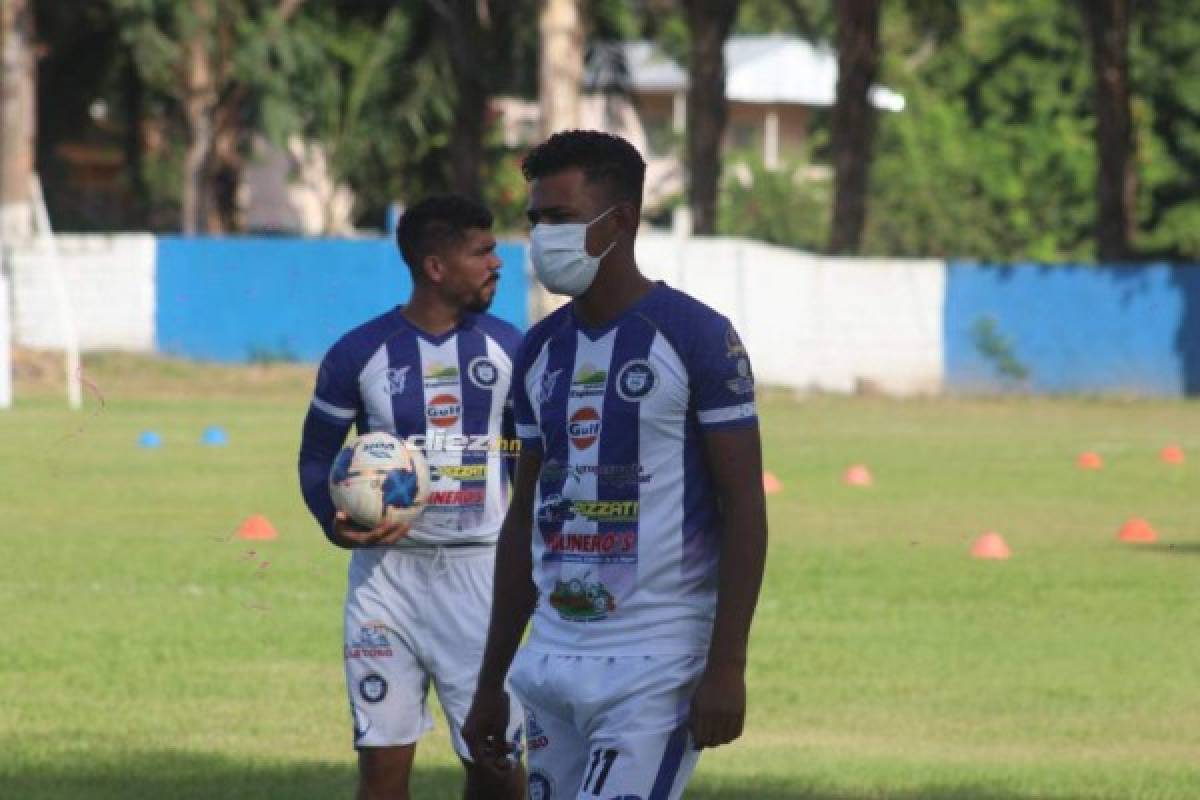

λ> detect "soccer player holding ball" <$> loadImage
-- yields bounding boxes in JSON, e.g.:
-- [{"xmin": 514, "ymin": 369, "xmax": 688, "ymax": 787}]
[
  {"xmin": 299, "ymin": 195, "xmax": 525, "ymax": 799},
  {"xmin": 463, "ymin": 131, "xmax": 768, "ymax": 799}
]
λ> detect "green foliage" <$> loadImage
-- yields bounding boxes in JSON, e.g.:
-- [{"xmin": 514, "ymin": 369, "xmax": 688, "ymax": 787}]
[
  {"xmin": 1130, "ymin": 0, "xmax": 1200, "ymax": 259},
  {"xmin": 481, "ymin": 147, "xmax": 531, "ymax": 235},
  {"xmin": 861, "ymin": 1, "xmax": 1098, "ymax": 261},
  {"xmin": 269, "ymin": 5, "xmax": 452, "ymax": 226},
  {"xmin": 34, "ymin": 0, "xmax": 1200, "ymax": 251},
  {"xmin": 856, "ymin": 0, "xmax": 1200, "ymax": 261},
  {"xmin": 970, "ymin": 316, "xmax": 1029, "ymax": 383},
  {"xmin": 717, "ymin": 149, "xmax": 829, "ymax": 251}
]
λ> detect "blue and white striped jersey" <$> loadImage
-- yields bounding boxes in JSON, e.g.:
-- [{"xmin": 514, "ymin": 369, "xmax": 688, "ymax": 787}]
[
  {"xmin": 299, "ymin": 307, "xmax": 522, "ymax": 547},
  {"xmin": 513, "ymin": 282, "xmax": 757, "ymax": 656}
]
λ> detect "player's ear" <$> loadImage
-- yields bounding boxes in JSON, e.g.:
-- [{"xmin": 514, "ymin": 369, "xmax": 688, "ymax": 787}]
[
  {"xmin": 613, "ymin": 200, "xmax": 637, "ymax": 235},
  {"xmin": 421, "ymin": 253, "xmax": 444, "ymax": 285}
]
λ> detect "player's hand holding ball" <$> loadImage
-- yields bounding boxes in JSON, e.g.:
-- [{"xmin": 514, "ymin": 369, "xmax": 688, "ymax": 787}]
[{"xmin": 331, "ymin": 510, "xmax": 411, "ymax": 548}]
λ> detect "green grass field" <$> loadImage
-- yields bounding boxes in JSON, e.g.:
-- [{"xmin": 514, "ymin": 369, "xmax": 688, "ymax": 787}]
[{"xmin": 2, "ymin": 354, "xmax": 1198, "ymax": 799}]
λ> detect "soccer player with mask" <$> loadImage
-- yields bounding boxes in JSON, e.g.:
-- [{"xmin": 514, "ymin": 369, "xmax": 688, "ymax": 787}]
[
  {"xmin": 299, "ymin": 195, "xmax": 525, "ymax": 800},
  {"xmin": 463, "ymin": 131, "xmax": 768, "ymax": 799}
]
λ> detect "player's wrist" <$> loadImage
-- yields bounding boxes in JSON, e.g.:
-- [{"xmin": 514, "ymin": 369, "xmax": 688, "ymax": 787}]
[
  {"xmin": 475, "ymin": 666, "xmax": 509, "ymax": 693},
  {"xmin": 703, "ymin": 653, "xmax": 748, "ymax": 672}
]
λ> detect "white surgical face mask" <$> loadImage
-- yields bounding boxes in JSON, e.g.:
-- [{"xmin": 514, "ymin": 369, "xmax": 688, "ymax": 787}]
[{"xmin": 530, "ymin": 206, "xmax": 617, "ymax": 297}]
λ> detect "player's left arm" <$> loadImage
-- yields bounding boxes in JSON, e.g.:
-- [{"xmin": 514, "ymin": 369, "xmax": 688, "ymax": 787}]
[
  {"xmin": 683, "ymin": 315, "xmax": 768, "ymax": 749},
  {"xmin": 690, "ymin": 423, "xmax": 768, "ymax": 749}
]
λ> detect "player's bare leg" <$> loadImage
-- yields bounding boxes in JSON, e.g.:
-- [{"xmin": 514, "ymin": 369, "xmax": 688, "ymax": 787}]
[
  {"xmin": 462, "ymin": 757, "xmax": 526, "ymax": 800},
  {"xmin": 358, "ymin": 744, "xmax": 416, "ymax": 800}
]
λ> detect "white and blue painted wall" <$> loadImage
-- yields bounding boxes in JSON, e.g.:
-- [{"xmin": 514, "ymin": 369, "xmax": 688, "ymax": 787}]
[{"xmin": 6, "ymin": 233, "xmax": 1199, "ymax": 395}]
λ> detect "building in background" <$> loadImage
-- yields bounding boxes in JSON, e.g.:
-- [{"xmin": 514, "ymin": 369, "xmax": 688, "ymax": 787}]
[{"xmin": 494, "ymin": 35, "xmax": 905, "ymax": 211}]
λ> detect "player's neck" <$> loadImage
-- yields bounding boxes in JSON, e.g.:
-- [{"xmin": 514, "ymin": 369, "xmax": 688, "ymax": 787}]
[
  {"xmin": 401, "ymin": 286, "xmax": 462, "ymax": 337},
  {"xmin": 573, "ymin": 253, "xmax": 653, "ymax": 329}
]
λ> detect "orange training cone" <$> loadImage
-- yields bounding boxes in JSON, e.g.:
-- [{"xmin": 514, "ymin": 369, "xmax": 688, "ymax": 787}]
[
  {"xmin": 1160, "ymin": 445, "xmax": 1185, "ymax": 465},
  {"xmin": 237, "ymin": 514, "xmax": 278, "ymax": 541},
  {"xmin": 1077, "ymin": 451, "xmax": 1103, "ymax": 470},
  {"xmin": 843, "ymin": 464, "xmax": 873, "ymax": 487},
  {"xmin": 970, "ymin": 531, "xmax": 1011, "ymax": 560},
  {"xmin": 1117, "ymin": 518, "xmax": 1157, "ymax": 544},
  {"xmin": 762, "ymin": 471, "xmax": 783, "ymax": 495}
]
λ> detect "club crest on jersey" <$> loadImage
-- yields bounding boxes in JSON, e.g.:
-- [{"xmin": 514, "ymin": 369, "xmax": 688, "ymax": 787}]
[
  {"xmin": 568, "ymin": 407, "xmax": 601, "ymax": 449},
  {"xmin": 570, "ymin": 363, "xmax": 607, "ymax": 397},
  {"xmin": 535, "ymin": 369, "xmax": 561, "ymax": 405},
  {"xmin": 616, "ymin": 359, "xmax": 657, "ymax": 401},
  {"xmin": 385, "ymin": 366, "xmax": 410, "ymax": 395},
  {"xmin": 427, "ymin": 393, "xmax": 462, "ymax": 428},
  {"xmin": 468, "ymin": 356, "xmax": 498, "ymax": 388}
]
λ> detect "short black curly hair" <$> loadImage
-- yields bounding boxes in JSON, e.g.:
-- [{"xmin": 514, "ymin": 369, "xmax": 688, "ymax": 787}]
[
  {"xmin": 522, "ymin": 130, "xmax": 646, "ymax": 211},
  {"xmin": 395, "ymin": 194, "xmax": 493, "ymax": 281}
]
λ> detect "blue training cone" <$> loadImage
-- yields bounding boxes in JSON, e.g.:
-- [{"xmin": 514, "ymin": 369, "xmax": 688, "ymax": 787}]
[
  {"xmin": 201, "ymin": 426, "xmax": 229, "ymax": 446},
  {"xmin": 138, "ymin": 431, "xmax": 163, "ymax": 449}
]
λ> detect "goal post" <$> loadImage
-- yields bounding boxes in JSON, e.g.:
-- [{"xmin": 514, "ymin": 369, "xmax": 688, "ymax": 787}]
[
  {"xmin": 0, "ymin": 266, "xmax": 10, "ymax": 409},
  {"xmin": 29, "ymin": 174, "xmax": 81, "ymax": 410}
]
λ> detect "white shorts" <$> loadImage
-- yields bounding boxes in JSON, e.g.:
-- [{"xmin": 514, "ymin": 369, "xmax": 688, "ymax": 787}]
[
  {"xmin": 509, "ymin": 649, "xmax": 705, "ymax": 800},
  {"xmin": 343, "ymin": 545, "xmax": 522, "ymax": 759}
]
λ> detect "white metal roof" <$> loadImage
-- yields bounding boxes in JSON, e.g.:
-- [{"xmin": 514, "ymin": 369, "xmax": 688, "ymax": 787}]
[{"xmin": 586, "ymin": 35, "xmax": 905, "ymax": 112}]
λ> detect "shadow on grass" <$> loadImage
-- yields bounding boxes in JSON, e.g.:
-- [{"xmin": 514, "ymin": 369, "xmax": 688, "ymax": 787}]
[
  {"xmin": 0, "ymin": 748, "xmax": 1093, "ymax": 800},
  {"xmin": 688, "ymin": 778, "xmax": 1091, "ymax": 800},
  {"xmin": 1132, "ymin": 541, "xmax": 1200, "ymax": 556},
  {"xmin": 2, "ymin": 749, "xmax": 436, "ymax": 800}
]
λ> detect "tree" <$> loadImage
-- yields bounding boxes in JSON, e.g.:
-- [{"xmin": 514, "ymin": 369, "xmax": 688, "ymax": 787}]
[
  {"xmin": 1134, "ymin": 0, "xmax": 1200, "ymax": 259},
  {"xmin": 862, "ymin": 1, "xmax": 1096, "ymax": 261},
  {"xmin": 276, "ymin": 5, "xmax": 412, "ymax": 233},
  {"xmin": 429, "ymin": 0, "xmax": 520, "ymax": 200},
  {"xmin": 113, "ymin": 0, "xmax": 303, "ymax": 233},
  {"xmin": 828, "ymin": 0, "xmax": 881, "ymax": 254},
  {"xmin": 1, "ymin": 0, "xmax": 36, "ymax": 237},
  {"xmin": 681, "ymin": 0, "xmax": 739, "ymax": 235},
  {"xmin": 539, "ymin": 0, "xmax": 584, "ymax": 138},
  {"xmin": 1079, "ymin": 0, "xmax": 1136, "ymax": 261}
]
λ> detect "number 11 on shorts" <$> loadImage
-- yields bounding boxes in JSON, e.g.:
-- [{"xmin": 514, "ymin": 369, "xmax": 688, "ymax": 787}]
[{"xmin": 582, "ymin": 747, "xmax": 619, "ymax": 795}]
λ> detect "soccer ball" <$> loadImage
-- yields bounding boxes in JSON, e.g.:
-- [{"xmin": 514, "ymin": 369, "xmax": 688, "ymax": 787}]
[{"xmin": 329, "ymin": 432, "xmax": 431, "ymax": 528}]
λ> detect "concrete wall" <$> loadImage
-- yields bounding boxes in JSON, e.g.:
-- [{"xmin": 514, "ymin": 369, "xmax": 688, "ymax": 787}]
[
  {"xmin": 7, "ymin": 231, "xmax": 1200, "ymax": 396},
  {"xmin": 636, "ymin": 233, "xmax": 946, "ymax": 395},
  {"xmin": 8, "ymin": 234, "xmax": 156, "ymax": 352},
  {"xmin": 945, "ymin": 262, "xmax": 1200, "ymax": 395},
  {"xmin": 155, "ymin": 236, "xmax": 528, "ymax": 362}
]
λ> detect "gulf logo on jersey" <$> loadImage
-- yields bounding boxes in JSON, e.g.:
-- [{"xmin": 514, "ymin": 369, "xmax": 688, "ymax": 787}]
[
  {"xmin": 568, "ymin": 406, "xmax": 601, "ymax": 449},
  {"xmin": 427, "ymin": 393, "xmax": 461, "ymax": 428}
]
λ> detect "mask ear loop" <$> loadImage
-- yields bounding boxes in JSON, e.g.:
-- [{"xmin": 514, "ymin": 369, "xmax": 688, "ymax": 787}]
[{"xmin": 587, "ymin": 205, "xmax": 620, "ymax": 261}]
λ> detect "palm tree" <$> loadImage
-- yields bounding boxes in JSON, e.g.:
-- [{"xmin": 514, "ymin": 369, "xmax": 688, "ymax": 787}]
[
  {"xmin": 681, "ymin": 0, "xmax": 740, "ymax": 235},
  {"xmin": 432, "ymin": 0, "xmax": 520, "ymax": 200},
  {"xmin": 539, "ymin": 0, "xmax": 584, "ymax": 137},
  {"xmin": 1079, "ymin": 0, "xmax": 1136, "ymax": 261},
  {"xmin": 1, "ymin": 0, "xmax": 36, "ymax": 236},
  {"xmin": 828, "ymin": 0, "xmax": 881, "ymax": 254}
]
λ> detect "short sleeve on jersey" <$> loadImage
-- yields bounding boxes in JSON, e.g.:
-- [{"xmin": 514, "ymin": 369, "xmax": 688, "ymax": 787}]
[
  {"xmin": 310, "ymin": 344, "xmax": 359, "ymax": 424},
  {"xmin": 689, "ymin": 316, "xmax": 757, "ymax": 430}
]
